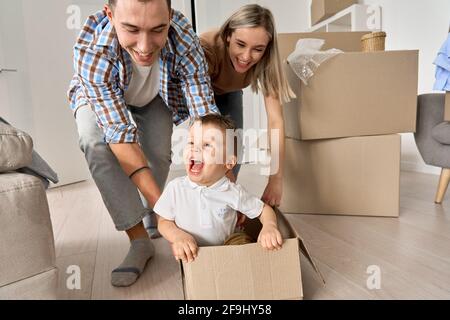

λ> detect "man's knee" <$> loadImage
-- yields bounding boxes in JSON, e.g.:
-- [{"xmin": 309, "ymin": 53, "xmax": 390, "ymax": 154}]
[
  {"xmin": 151, "ymin": 148, "xmax": 173, "ymax": 170},
  {"xmin": 75, "ymin": 112, "xmax": 105, "ymax": 154},
  {"xmin": 141, "ymin": 140, "xmax": 172, "ymax": 167}
]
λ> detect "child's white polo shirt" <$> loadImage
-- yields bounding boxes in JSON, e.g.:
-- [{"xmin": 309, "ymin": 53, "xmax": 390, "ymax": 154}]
[{"xmin": 154, "ymin": 176, "xmax": 265, "ymax": 246}]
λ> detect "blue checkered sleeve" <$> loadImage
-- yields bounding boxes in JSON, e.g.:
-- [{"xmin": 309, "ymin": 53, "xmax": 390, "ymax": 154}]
[{"xmin": 74, "ymin": 45, "xmax": 137, "ymax": 144}]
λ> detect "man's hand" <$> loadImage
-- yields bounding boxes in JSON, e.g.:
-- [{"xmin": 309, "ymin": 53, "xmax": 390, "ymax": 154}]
[
  {"xmin": 171, "ymin": 231, "xmax": 198, "ymax": 263},
  {"xmin": 257, "ymin": 222, "xmax": 283, "ymax": 251}
]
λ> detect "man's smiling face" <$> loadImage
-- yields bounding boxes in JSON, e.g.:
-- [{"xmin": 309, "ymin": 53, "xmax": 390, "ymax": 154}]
[{"xmin": 105, "ymin": 0, "xmax": 171, "ymax": 66}]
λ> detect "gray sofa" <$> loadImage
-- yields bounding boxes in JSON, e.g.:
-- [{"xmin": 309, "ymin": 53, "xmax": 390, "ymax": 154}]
[
  {"xmin": 0, "ymin": 121, "xmax": 58, "ymax": 299},
  {"xmin": 414, "ymin": 93, "xmax": 450, "ymax": 203}
]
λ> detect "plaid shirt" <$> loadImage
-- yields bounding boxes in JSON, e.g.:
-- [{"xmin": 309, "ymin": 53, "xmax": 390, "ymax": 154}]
[{"xmin": 68, "ymin": 9, "xmax": 218, "ymax": 144}]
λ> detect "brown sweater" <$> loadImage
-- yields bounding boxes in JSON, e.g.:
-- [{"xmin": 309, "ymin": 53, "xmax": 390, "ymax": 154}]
[{"xmin": 200, "ymin": 29, "xmax": 253, "ymax": 95}]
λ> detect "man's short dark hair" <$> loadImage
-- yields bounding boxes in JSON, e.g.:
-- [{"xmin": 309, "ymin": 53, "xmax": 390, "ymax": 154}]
[{"xmin": 109, "ymin": 0, "xmax": 171, "ymax": 11}]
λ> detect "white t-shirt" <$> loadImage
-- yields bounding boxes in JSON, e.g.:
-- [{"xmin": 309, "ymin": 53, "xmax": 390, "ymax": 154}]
[
  {"xmin": 124, "ymin": 58, "xmax": 160, "ymax": 107},
  {"xmin": 154, "ymin": 176, "xmax": 265, "ymax": 246}
]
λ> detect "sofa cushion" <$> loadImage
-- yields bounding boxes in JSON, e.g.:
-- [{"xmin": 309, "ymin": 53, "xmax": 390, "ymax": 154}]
[
  {"xmin": 0, "ymin": 172, "xmax": 56, "ymax": 287},
  {"xmin": 0, "ymin": 121, "xmax": 33, "ymax": 172},
  {"xmin": 431, "ymin": 121, "xmax": 450, "ymax": 145}
]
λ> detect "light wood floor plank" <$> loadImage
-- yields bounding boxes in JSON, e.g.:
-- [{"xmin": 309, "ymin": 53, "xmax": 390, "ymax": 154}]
[
  {"xmin": 290, "ymin": 214, "xmax": 450, "ymax": 297},
  {"xmin": 290, "ymin": 217, "xmax": 450, "ymax": 299},
  {"xmin": 56, "ymin": 251, "xmax": 97, "ymax": 300}
]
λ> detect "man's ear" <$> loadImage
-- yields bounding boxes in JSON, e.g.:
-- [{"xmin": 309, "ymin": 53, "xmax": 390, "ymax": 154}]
[{"xmin": 104, "ymin": 4, "xmax": 113, "ymax": 21}]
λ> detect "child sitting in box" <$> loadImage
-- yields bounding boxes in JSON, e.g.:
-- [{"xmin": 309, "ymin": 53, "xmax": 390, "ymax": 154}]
[{"xmin": 154, "ymin": 114, "xmax": 283, "ymax": 263}]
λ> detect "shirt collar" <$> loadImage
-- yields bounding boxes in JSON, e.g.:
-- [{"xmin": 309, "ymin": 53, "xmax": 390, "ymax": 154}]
[
  {"xmin": 183, "ymin": 176, "xmax": 230, "ymax": 192},
  {"xmin": 161, "ymin": 21, "xmax": 176, "ymax": 57},
  {"xmin": 96, "ymin": 20, "xmax": 116, "ymax": 47}
]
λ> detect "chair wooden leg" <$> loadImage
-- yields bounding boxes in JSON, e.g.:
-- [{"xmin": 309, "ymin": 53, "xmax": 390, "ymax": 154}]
[{"xmin": 435, "ymin": 168, "xmax": 450, "ymax": 204}]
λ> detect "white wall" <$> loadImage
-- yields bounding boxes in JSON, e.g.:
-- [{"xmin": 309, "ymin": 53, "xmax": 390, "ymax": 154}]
[
  {"xmin": 0, "ymin": 0, "xmax": 94, "ymax": 186},
  {"xmin": 358, "ymin": 0, "xmax": 450, "ymax": 175},
  {"xmin": 195, "ymin": 0, "xmax": 309, "ymax": 33},
  {"xmin": 292, "ymin": 0, "xmax": 449, "ymax": 175},
  {"xmin": 0, "ymin": 0, "xmax": 193, "ymax": 186}
]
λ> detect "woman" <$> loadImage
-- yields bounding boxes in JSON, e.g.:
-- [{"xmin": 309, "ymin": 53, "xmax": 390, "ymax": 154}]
[{"xmin": 200, "ymin": 4, "xmax": 295, "ymax": 207}]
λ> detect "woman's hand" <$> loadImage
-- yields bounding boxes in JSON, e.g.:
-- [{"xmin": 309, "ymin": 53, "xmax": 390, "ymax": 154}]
[{"xmin": 261, "ymin": 175, "xmax": 283, "ymax": 207}]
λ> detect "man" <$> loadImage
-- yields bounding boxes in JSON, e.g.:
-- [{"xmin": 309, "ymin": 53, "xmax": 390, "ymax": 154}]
[{"xmin": 68, "ymin": 0, "xmax": 218, "ymax": 287}]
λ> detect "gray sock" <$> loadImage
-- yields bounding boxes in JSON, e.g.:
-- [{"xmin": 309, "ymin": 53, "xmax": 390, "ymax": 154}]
[
  {"xmin": 111, "ymin": 238, "xmax": 155, "ymax": 287},
  {"xmin": 146, "ymin": 226, "xmax": 162, "ymax": 239},
  {"xmin": 143, "ymin": 212, "xmax": 162, "ymax": 239}
]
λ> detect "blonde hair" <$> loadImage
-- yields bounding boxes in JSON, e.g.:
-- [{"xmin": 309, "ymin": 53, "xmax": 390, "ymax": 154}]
[{"xmin": 219, "ymin": 4, "xmax": 295, "ymax": 103}]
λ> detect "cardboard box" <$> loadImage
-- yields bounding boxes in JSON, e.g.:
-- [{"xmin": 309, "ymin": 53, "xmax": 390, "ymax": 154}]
[
  {"xmin": 311, "ymin": 0, "xmax": 357, "ymax": 26},
  {"xmin": 281, "ymin": 135, "xmax": 401, "ymax": 217},
  {"xmin": 279, "ymin": 33, "xmax": 418, "ymax": 140},
  {"xmin": 180, "ymin": 209, "xmax": 323, "ymax": 300},
  {"xmin": 444, "ymin": 92, "xmax": 450, "ymax": 121}
]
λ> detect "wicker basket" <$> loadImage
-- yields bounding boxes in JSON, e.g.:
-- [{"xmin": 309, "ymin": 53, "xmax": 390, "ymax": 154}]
[{"xmin": 361, "ymin": 31, "xmax": 386, "ymax": 52}]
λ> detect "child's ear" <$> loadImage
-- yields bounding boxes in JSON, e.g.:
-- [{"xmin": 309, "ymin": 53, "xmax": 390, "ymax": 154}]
[{"xmin": 225, "ymin": 155, "xmax": 237, "ymax": 170}]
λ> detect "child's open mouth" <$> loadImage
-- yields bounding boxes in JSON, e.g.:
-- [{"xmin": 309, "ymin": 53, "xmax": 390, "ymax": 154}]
[{"xmin": 189, "ymin": 159, "xmax": 204, "ymax": 175}]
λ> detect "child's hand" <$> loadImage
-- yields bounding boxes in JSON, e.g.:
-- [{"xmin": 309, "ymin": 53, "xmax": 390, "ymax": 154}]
[
  {"xmin": 257, "ymin": 223, "xmax": 283, "ymax": 251},
  {"xmin": 171, "ymin": 231, "xmax": 198, "ymax": 263}
]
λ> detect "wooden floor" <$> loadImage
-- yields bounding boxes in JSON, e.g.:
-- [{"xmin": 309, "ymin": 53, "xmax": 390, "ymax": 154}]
[{"xmin": 46, "ymin": 166, "xmax": 450, "ymax": 300}]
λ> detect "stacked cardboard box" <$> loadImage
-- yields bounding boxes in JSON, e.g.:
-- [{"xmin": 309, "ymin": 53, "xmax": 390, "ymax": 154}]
[
  {"xmin": 310, "ymin": 0, "xmax": 358, "ymax": 26},
  {"xmin": 279, "ymin": 32, "xmax": 419, "ymax": 217}
]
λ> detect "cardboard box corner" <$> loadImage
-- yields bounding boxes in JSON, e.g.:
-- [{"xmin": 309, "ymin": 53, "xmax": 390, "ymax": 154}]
[{"xmin": 310, "ymin": 0, "xmax": 358, "ymax": 26}]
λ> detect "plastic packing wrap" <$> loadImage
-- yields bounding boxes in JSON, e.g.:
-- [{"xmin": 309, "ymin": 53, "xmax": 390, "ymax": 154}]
[{"xmin": 287, "ymin": 38, "xmax": 343, "ymax": 85}]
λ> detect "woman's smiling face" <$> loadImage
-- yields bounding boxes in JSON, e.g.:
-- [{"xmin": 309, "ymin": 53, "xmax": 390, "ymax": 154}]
[{"xmin": 226, "ymin": 26, "xmax": 270, "ymax": 73}]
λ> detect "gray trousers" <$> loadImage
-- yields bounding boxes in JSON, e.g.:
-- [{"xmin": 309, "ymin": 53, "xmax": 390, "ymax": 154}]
[
  {"xmin": 215, "ymin": 90, "xmax": 244, "ymax": 178},
  {"xmin": 75, "ymin": 96, "xmax": 173, "ymax": 231}
]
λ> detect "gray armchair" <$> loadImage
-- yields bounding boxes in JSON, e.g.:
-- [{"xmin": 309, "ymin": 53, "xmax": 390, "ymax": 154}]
[{"xmin": 414, "ymin": 93, "xmax": 450, "ymax": 203}]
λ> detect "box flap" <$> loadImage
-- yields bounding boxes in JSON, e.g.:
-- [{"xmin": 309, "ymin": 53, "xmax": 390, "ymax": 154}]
[
  {"xmin": 297, "ymin": 237, "xmax": 326, "ymax": 285},
  {"xmin": 273, "ymin": 207, "xmax": 326, "ymax": 284},
  {"xmin": 179, "ymin": 261, "xmax": 187, "ymax": 300},
  {"xmin": 245, "ymin": 207, "xmax": 325, "ymax": 285},
  {"xmin": 182, "ymin": 239, "xmax": 303, "ymax": 300}
]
